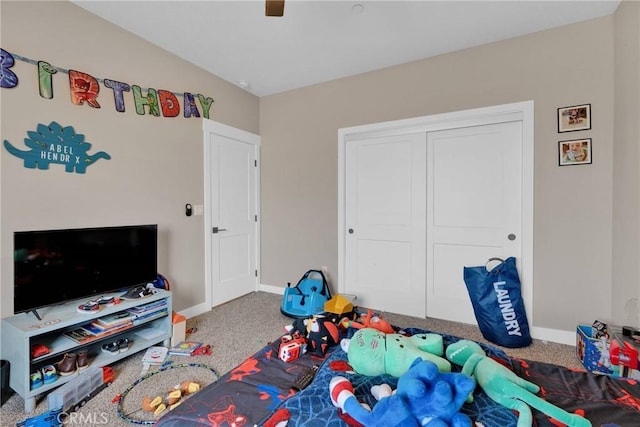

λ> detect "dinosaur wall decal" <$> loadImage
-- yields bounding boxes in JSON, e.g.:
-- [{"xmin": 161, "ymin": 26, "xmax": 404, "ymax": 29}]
[{"xmin": 3, "ymin": 121, "xmax": 110, "ymax": 173}]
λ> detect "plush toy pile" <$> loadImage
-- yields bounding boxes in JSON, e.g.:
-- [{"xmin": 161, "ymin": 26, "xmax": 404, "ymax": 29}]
[
  {"xmin": 330, "ymin": 358, "xmax": 474, "ymax": 427},
  {"xmin": 331, "ymin": 327, "xmax": 593, "ymax": 427},
  {"xmin": 284, "ymin": 314, "xmax": 341, "ymax": 357}
]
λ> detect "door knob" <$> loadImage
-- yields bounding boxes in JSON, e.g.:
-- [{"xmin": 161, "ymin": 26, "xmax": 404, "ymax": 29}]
[
  {"xmin": 348, "ymin": 228, "xmax": 354, "ymax": 234},
  {"xmin": 212, "ymin": 227, "xmax": 227, "ymax": 234},
  {"xmin": 508, "ymin": 233, "xmax": 516, "ymax": 241}
]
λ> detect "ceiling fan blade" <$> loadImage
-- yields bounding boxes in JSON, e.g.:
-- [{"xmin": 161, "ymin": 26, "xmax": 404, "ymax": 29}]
[{"xmin": 266, "ymin": 0, "xmax": 285, "ymax": 17}]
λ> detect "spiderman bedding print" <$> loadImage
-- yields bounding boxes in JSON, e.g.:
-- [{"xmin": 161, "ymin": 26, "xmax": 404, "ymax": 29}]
[{"xmin": 157, "ymin": 327, "xmax": 640, "ymax": 427}]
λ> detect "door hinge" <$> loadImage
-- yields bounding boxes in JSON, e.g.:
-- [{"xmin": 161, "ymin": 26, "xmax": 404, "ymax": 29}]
[
  {"xmin": 255, "ymin": 214, "xmax": 258, "ymax": 222},
  {"xmin": 254, "ymin": 159, "xmax": 257, "ymax": 167},
  {"xmin": 255, "ymin": 269, "xmax": 258, "ymax": 277}
]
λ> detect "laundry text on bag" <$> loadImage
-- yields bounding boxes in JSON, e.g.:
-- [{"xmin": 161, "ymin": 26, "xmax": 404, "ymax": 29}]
[{"xmin": 493, "ymin": 281, "xmax": 522, "ymax": 336}]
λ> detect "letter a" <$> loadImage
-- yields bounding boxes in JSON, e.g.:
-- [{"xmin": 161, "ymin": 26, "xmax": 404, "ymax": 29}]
[{"xmin": 183, "ymin": 92, "xmax": 201, "ymax": 118}]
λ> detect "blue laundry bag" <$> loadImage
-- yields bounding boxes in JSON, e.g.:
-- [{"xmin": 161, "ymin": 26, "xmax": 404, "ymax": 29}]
[{"xmin": 463, "ymin": 257, "xmax": 532, "ymax": 348}]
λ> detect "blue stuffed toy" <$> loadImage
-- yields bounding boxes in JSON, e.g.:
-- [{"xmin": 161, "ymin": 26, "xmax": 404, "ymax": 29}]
[
  {"xmin": 330, "ymin": 376, "xmax": 419, "ymax": 427},
  {"xmin": 396, "ymin": 358, "xmax": 475, "ymax": 426},
  {"xmin": 329, "ymin": 358, "xmax": 475, "ymax": 427}
]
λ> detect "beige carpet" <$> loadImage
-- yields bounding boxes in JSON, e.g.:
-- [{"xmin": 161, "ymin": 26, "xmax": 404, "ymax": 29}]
[{"xmin": 0, "ymin": 291, "xmax": 582, "ymax": 426}]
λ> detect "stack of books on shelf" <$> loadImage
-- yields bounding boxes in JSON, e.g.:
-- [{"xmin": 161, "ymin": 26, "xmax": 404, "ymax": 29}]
[
  {"xmin": 64, "ymin": 312, "xmax": 134, "ymax": 344},
  {"xmin": 126, "ymin": 299, "xmax": 168, "ymax": 325},
  {"xmin": 63, "ymin": 300, "xmax": 168, "ymax": 344}
]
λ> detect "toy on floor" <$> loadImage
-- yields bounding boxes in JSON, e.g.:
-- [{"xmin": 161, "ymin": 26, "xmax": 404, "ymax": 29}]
[
  {"xmin": 329, "ymin": 358, "xmax": 474, "ymax": 427},
  {"xmin": 116, "ymin": 363, "xmax": 218, "ymax": 424},
  {"xmin": 16, "ymin": 407, "xmax": 63, "ymax": 427},
  {"xmin": 340, "ymin": 308, "xmax": 395, "ymax": 334},
  {"xmin": 445, "ymin": 340, "xmax": 592, "ymax": 427},
  {"xmin": 284, "ymin": 314, "xmax": 340, "ymax": 356},
  {"xmin": 395, "ymin": 358, "xmax": 475, "ymax": 426},
  {"xmin": 341, "ymin": 328, "xmax": 451, "ymax": 377},
  {"xmin": 141, "ymin": 381, "xmax": 201, "ymax": 416},
  {"xmin": 330, "ymin": 376, "xmax": 417, "ymax": 427},
  {"xmin": 324, "ymin": 294, "xmax": 357, "ymax": 323},
  {"xmin": 278, "ymin": 333, "xmax": 308, "ymax": 362}
]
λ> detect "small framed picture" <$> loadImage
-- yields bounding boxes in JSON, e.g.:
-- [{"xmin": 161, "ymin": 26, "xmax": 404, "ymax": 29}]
[
  {"xmin": 557, "ymin": 104, "xmax": 591, "ymax": 133},
  {"xmin": 558, "ymin": 138, "xmax": 592, "ymax": 166}
]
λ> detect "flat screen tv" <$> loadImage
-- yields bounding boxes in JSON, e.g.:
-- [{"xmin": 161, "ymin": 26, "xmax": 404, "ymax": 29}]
[{"xmin": 13, "ymin": 224, "xmax": 158, "ymax": 319}]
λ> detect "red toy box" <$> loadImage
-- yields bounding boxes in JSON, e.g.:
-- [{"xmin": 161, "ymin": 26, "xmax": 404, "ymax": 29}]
[
  {"xmin": 576, "ymin": 324, "xmax": 640, "ymax": 379},
  {"xmin": 278, "ymin": 334, "xmax": 307, "ymax": 363}
]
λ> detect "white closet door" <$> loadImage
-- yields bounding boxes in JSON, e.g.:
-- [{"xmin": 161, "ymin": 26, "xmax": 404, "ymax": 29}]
[
  {"xmin": 344, "ymin": 133, "xmax": 426, "ymax": 317},
  {"xmin": 426, "ymin": 121, "xmax": 522, "ymax": 323}
]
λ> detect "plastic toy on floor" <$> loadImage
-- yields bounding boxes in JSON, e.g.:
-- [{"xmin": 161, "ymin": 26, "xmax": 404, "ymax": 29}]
[
  {"xmin": 445, "ymin": 340, "xmax": 592, "ymax": 427},
  {"xmin": 324, "ymin": 294, "xmax": 357, "ymax": 323},
  {"xmin": 341, "ymin": 327, "xmax": 451, "ymax": 377},
  {"xmin": 141, "ymin": 381, "xmax": 201, "ymax": 417},
  {"xmin": 329, "ymin": 358, "xmax": 474, "ymax": 427},
  {"xmin": 284, "ymin": 315, "xmax": 340, "ymax": 356},
  {"xmin": 340, "ymin": 308, "xmax": 395, "ymax": 334}
]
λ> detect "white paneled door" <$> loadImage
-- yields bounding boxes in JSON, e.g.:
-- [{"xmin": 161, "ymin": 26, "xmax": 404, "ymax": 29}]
[
  {"xmin": 344, "ymin": 133, "xmax": 427, "ymax": 317},
  {"xmin": 203, "ymin": 120, "xmax": 259, "ymax": 307},
  {"xmin": 340, "ymin": 101, "xmax": 532, "ymax": 325},
  {"xmin": 426, "ymin": 121, "xmax": 522, "ymax": 323}
]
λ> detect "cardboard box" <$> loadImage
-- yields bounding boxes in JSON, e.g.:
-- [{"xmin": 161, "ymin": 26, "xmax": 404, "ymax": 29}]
[
  {"xmin": 171, "ymin": 312, "xmax": 186, "ymax": 347},
  {"xmin": 576, "ymin": 324, "xmax": 640, "ymax": 378}
]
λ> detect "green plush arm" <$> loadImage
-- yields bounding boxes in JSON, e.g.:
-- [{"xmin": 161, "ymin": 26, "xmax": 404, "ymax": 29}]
[{"xmin": 447, "ymin": 340, "xmax": 592, "ymax": 427}]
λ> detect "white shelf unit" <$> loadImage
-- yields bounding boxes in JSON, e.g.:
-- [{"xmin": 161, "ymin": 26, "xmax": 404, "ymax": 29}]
[{"xmin": 1, "ymin": 289, "xmax": 172, "ymax": 413}]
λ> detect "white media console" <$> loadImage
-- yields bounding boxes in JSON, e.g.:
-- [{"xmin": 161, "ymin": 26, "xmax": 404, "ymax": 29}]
[{"xmin": 1, "ymin": 289, "xmax": 172, "ymax": 412}]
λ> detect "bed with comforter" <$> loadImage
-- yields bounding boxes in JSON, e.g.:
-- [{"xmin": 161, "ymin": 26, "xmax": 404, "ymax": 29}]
[{"xmin": 156, "ymin": 327, "xmax": 640, "ymax": 427}]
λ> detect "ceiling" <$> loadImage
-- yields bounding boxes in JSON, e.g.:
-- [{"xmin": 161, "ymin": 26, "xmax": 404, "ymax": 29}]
[{"xmin": 72, "ymin": 0, "xmax": 621, "ymax": 97}]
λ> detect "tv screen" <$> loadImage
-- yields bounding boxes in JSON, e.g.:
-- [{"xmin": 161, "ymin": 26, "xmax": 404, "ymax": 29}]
[{"xmin": 13, "ymin": 224, "xmax": 158, "ymax": 316}]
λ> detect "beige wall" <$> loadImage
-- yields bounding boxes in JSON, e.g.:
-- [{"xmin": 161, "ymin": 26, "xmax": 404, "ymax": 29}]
[
  {"xmin": 613, "ymin": 0, "xmax": 640, "ymax": 328},
  {"xmin": 0, "ymin": 1, "xmax": 259, "ymax": 317},
  {"xmin": 2, "ymin": 1, "xmax": 637, "ymax": 336},
  {"xmin": 260, "ymin": 15, "xmax": 628, "ymax": 332}
]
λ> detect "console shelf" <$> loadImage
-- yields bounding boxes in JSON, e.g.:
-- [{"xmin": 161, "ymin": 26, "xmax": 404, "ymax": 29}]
[{"xmin": 1, "ymin": 289, "xmax": 172, "ymax": 412}]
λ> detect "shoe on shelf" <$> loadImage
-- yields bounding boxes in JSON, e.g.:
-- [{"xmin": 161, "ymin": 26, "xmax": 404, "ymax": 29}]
[
  {"xmin": 77, "ymin": 300, "xmax": 100, "ymax": 313},
  {"xmin": 96, "ymin": 296, "xmax": 115, "ymax": 306},
  {"xmin": 76, "ymin": 349, "xmax": 89, "ymax": 372},
  {"xmin": 30, "ymin": 370, "xmax": 43, "ymax": 390},
  {"xmin": 57, "ymin": 353, "xmax": 77, "ymax": 376},
  {"xmin": 101, "ymin": 342, "xmax": 119, "ymax": 356},
  {"xmin": 117, "ymin": 338, "xmax": 130, "ymax": 352},
  {"xmin": 42, "ymin": 365, "xmax": 57, "ymax": 385}
]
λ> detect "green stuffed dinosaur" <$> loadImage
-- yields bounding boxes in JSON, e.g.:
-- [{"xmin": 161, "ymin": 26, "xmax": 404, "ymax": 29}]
[
  {"xmin": 341, "ymin": 327, "xmax": 451, "ymax": 377},
  {"xmin": 445, "ymin": 340, "xmax": 592, "ymax": 427}
]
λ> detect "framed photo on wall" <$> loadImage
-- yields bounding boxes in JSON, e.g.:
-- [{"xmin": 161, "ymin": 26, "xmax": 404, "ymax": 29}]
[
  {"xmin": 557, "ymin": 104, "xmax": 591, "ymax": 133},
  {"xmin": 559, "ymin": 138, "xmax": 592, "ymax": 166}
]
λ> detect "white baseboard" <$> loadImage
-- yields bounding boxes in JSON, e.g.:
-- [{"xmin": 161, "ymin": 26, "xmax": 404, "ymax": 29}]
[
  {"xmin": 181, "ymin": 286, "xmax": 577, "ymax": 347},
  {"xmin": 177, "ymin": 302, "xmax": 209, "ymax": 319},
  {"xmin": 530, "ymin": 326, "xmax": 576, "ymax": 346},
  {"xmin": 259, "ymin": 283, "xmax": 285, "ymax": 295},
  {"xmin": 178, "ymin": 286, "xmax": 282, "ymax": 319}
]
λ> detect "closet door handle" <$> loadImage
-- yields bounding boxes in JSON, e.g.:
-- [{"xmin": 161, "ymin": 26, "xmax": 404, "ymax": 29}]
[{"xmin": 212, "ymin": 227, "xmax": 227, "ymax": 234}]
